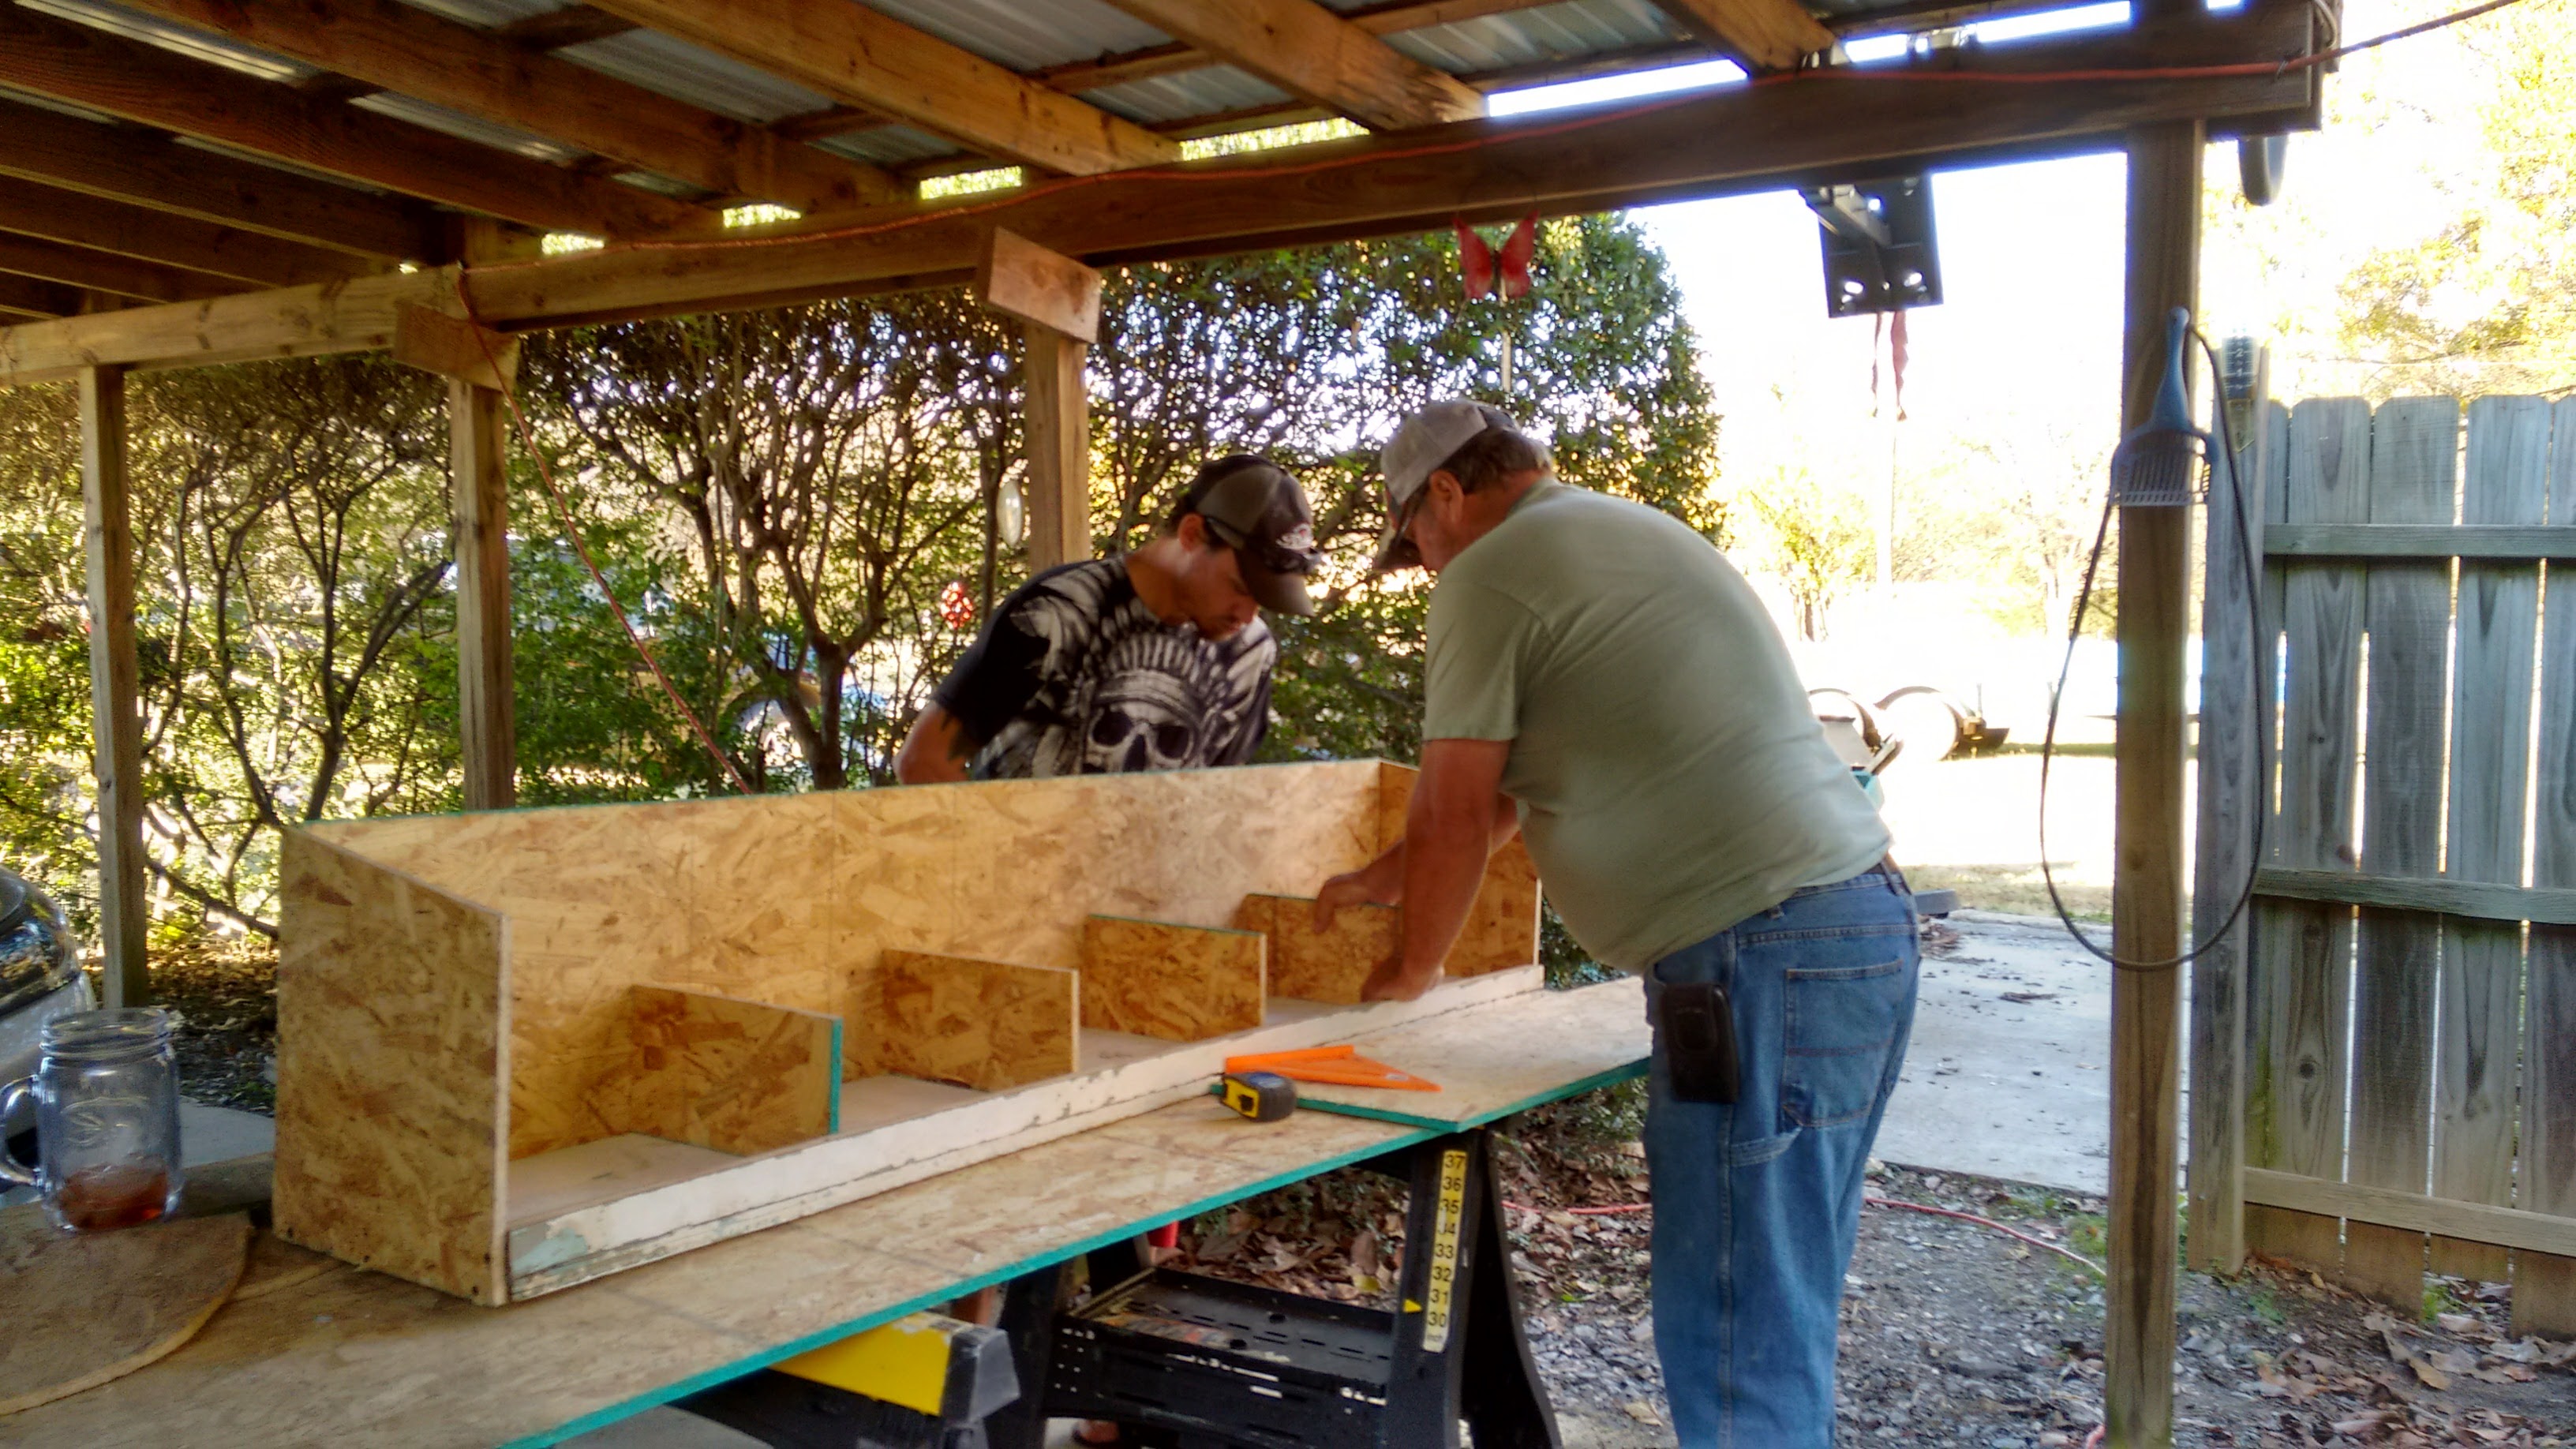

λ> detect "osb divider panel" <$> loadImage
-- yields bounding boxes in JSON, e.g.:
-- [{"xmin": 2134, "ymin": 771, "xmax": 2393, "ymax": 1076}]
[
  {"xmin": 613, "ymin": 987, "xmax": 841, "ymax": 1156},
  {"xmin": 271, "ymin": 833, "xmax": 509, "ymax": 1304},
  {"xmin": 1375, "ymin": 762, "xmax": 1544, "ymax": 976},
  {"xmin": 873, "ymin": 951, "xmax": 1079, "ymax": 1090},
  {"xmin": 1236, "ymin": 893, "xmax": 1397, "ymax": 1004},
  {"xmin": 1080, "ymin": 917, "xmax": 1267, "ymax": 1041},
  {"xmin": 314, "ymin": 762, "xmax": 1387, "ymax": 1159}
]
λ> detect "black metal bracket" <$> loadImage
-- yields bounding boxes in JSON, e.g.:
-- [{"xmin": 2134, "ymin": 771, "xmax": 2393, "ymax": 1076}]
[{"xmin": 1804, "ymin": 175, "xmax": 1941, "ymax": 317}]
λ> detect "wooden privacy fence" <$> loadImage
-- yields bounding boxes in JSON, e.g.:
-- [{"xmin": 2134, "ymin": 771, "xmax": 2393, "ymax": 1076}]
[{"xmin": 2188, "ymin": 391, "xmax": 2576, "ymax": 1337}]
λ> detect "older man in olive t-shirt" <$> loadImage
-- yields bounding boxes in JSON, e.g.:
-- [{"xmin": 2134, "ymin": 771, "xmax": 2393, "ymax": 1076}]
[{"xmin": 1312, "ymin": 400, "xmax": 1919, "ymax": 1449}]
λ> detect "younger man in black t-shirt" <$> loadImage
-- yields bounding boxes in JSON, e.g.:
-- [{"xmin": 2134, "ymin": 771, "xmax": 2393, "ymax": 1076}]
[{"xmin": 895, "ymin": 455, "xmax": 1322, "ymax": 784}]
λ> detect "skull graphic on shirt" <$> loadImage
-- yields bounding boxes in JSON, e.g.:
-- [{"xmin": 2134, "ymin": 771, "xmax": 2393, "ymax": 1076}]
[{"xmin": 1074, "ymin": 631, "xmax": 1224, "ymax": 774}]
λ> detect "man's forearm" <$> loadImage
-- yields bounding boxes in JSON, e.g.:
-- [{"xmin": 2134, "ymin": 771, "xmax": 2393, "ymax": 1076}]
[{"xmin": 1395, "ymin": 799, "xmax": 1492, "ymax": 987}]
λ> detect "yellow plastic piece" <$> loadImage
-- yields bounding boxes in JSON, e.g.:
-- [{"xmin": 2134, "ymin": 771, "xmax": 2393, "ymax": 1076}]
[{"xmin": 772, "ymin": 1311, "xmax": 962, "ymax": 1416}]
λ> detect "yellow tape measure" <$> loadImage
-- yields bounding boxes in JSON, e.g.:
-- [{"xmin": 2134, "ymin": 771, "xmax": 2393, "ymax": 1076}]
[{"xmin": 1219, "ymin": 1070, "xmax": 1297, "ymax": 1121}]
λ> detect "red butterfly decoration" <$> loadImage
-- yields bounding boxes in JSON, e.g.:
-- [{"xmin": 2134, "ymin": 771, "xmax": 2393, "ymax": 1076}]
[{"xmin": 1455, "ymin": 212, "xmax": 1538, "ymax": 301}]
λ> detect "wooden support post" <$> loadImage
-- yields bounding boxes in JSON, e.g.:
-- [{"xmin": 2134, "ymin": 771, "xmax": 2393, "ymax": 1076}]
[
  {"xmin": 976, "ymin": 230, "xmax": 1100, "ymax": 573},
  {"xmin": 451, "ymin": 377, "xmax": 515, "ymax": 810},
  {"xmin": 2106, "ymin": 117, "xmax": 2200, "ymax": 1449},
  {"xmin": 78, "ymin": 365, "xmax": 148, "ymax": 1008},
  {"xmin": 1023, "ymin": 327, "xmax": 1090, "ymax": 571}
]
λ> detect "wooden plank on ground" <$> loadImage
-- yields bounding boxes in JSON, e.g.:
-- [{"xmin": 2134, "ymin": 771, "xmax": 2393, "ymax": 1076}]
[
  {"xmin": 1287, "ymin": 975, "xmax": 1649, "ymax": 1127},
  {"xmin": 616, "ymin": 987, "xmax": 840, "ymax": 1157},
  {"xmin": 1080, "ymin": 917, "xmax": 1266, "ymax": 1042},
  {"xmin": 2518, "ymin": 397, "xmax": 2576, "ymax": 1335},
  {"xmin": 2433, "ymin": 395, "xmax": 2548, "ymax": 1282},
  {"xmin": 2246, "ymin": 396, "xmax": 2369, "ymax": 1276},
  {"xmin": 2187, "ymin": 381, "xmax": 2281, "ymax": 1275},
  {"xmin": 2342, "ymin": 395, "xmax": 2456, "ymax": 1305},
  {"xmin": 873, "ymin": 950, "xmax": 1078, "ymax": 1091},
  {"xmin": 0, "ymin": 1212, "xmax": 251, "ymax": 1415},
  {"xmin": 270, "ymin": 833, "xmax": 509, "ymax": 1305},
  {"xmin": 1236, "ymin": 893, "xmax": 1397, "ymax": 1005}
]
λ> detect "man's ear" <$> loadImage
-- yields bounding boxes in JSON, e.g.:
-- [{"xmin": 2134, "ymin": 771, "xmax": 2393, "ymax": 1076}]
[{"xmin": 1174, "ymin": 512, "xmax": 1207, "ymax": 549}]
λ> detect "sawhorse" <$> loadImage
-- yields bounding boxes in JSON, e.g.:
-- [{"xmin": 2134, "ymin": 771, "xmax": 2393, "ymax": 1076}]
[{"xmin": 985, "ymin": 1127, "xmax": 1557, "ymax": 1449}]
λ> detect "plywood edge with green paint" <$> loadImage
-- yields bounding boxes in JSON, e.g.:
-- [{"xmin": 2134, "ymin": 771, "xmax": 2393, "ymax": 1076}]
[{"xmin": 270, "ymin": 760, "xmax": 1550, "ymax": 1303}]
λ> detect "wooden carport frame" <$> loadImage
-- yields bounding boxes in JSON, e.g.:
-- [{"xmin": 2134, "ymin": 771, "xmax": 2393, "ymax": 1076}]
[{"xmin": 0, "ymin": 1, "xmax": 2323, "ymax": 1438}]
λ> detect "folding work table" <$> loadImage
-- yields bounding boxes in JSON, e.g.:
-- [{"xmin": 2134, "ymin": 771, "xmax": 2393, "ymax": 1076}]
[{"xmin": 2, "ymin": 977, "xmax": 1648, "ymax": 1448}]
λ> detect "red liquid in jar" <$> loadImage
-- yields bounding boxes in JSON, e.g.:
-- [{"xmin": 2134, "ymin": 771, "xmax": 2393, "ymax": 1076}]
[{"xmin": 56, "ymin": 1162, "xmax": 174, "ymax": 1231}]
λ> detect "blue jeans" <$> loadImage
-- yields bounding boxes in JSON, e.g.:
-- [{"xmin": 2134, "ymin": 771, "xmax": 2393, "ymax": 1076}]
[{"xmin": 1642, "ymin": 867, "xmax": 1920, "ymax": 1448}]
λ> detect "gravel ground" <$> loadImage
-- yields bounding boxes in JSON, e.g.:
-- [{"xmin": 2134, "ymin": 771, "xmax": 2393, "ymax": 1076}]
[{"xmin": 1174, "ymin": 1126, "xmax": 2576, "ymax": 1448}]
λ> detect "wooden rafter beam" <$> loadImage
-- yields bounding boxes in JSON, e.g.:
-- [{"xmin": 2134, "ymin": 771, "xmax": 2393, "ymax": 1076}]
[
  {"xmin": 0, "ymin": 97, "xmax": 443, "ymax": 262},
  {"xmin": 0, "ymin": 175, "xmax": 377, "ymax": 289},
  {"xmin": 0, "ymin": 275, "xmax": 82, "ymax": 320},
  {"xmin": 0, "ymin": 6, "xmax": 706, "ymax": 239},
  {"xmin": 1651, "ymin": 0, "xmax": 1834, "ymax": 72},
  {"xmin": 1100, "ymin": 0, "xmax": 1485, "ymax": 131},
  {"xmin": 0, "ymin": 9, "xmax": 2316, "ymax": 380},
  {"xmin": 0, "ymin": 234, "xmax": 243, "ymax": 305},
  {"xmin": 589, "ymin": 0, "xmax": 1182, "ymax": 176},
  {"xmin": 111, "ymin": 0, "xmax": 906, "ymax": 215}
]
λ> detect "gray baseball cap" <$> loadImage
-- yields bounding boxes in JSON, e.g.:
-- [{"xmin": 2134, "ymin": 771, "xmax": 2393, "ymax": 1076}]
[
  {"xmin": 1178, "ymin": 455, "xmax": 1322, "ymax": 616},
  {"xmin": 1372, "ymin": 399, "xmax": 1522, "ymax": 571}
]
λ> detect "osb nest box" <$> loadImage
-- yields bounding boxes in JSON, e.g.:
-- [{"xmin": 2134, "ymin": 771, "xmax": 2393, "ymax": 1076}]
[{"xmin": 269, "ymin": 759, "xmax": 1541, "ymax": 1303}]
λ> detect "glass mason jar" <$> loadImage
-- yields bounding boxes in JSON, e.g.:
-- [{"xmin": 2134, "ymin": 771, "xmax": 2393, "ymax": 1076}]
[{"xmin": 0, "ymin": 1008, "xmax": 185, "ymax": 1232}]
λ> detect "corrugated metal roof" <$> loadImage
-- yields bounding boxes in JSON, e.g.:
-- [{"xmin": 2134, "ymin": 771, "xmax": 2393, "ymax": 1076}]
[
  {"xmin": 1390, "ymin": 0, "xmax": 1686, "ymax": 75},
  {"xmin": 557, "ymin": 29, "xmax": 842, "ymax": 125},
  {"xmin": 1076, "ymin": 66, "xmax": 1296, "ymax": 127},
  {"xmin": 349, "ymin": 92, "xmax": 588, "ymax": 164},
  {"xmin": 22, "ymin": 0, "xmax": 313, "ymax": 82},
  {"xmin": 859, "ymin": 0, "xmax": 1175, "ymax": 73},
  {"xmin": 395, "ymin": 0, "xmax": 558, "ymax": 27},
  {"xmin": 811, "ymin": 125, "xmax": 969, "ymax": 169}
]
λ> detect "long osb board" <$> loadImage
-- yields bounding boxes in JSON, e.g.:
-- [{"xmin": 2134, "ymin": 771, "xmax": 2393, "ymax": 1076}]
[
  {"xmin": 873, "ymin": 951, "xmax": 1078, "ymax": 1091},
  {"xmin": 271, "ymin": 833, "xmax": 510, "ymax": 1304},
  {"xmin": 277, "ymin": 760, "xmax": 1551, "ymax": 1301},
  {"xmin": 615, "ymin": 987, "xmax": 841, "ymax": 1155},
  {"xmin": 1079, "ymin": 916, "xmax": 1266, "ymax": 1040},
  {"xmin": 311, "ymin": 761, "xmax": 1389, "ymax": 1159}
]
